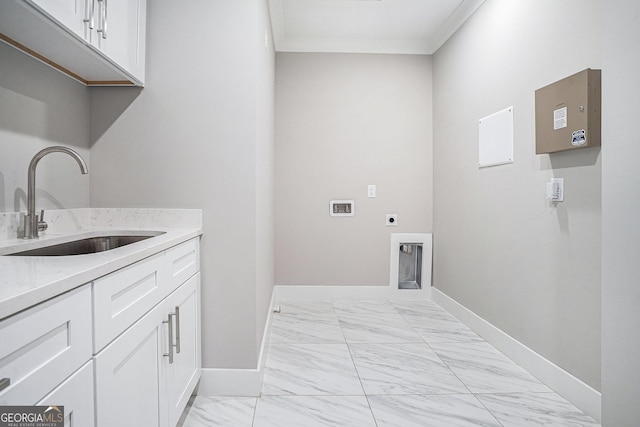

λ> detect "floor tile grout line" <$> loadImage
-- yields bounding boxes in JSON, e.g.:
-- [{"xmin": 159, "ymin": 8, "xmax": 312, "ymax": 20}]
[
  {"xmin": 393, "ymin": 298, "xmax": 510, "ymax": 426},
  {"xmin": 340, "ymin": 299, "xmax": 477, "ymax": 426},
  {"xmin": 472, "ymin": 393, "xmax": 506, "ymax": 427},
  {"xmin": 332, "ymin": 300, "xmax": 373, "ymax": 390},
  {"xmin": 389, "ymin": 299, "xmax": 481, "ymax": 397},
  {"xmin": 420, "ymin": 320, "xmax": 480, "ymax": 398},
  {"xmin": 363, "ymin": 394, "xmax": 381, "ymax": 427},
  {"xmin": 250, "ymin": 397, "xmax": 259, "ymax": 427},
  {"xmin": 335, "ymin": 298, "xmax": 384, "ymax": 427},
  {"xmin": 391, "ymin": 299, "xmax": 435, "ymax": 347}
]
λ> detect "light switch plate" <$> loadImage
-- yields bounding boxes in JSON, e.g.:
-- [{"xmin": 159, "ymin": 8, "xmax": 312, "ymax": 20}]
[
  {"xmin": 546, "ymin": 178, "xmax": 564, "ymax": 202},
  {"xmin": 368, "ymin": 185, "xmax": 376, "ymax": 198}
]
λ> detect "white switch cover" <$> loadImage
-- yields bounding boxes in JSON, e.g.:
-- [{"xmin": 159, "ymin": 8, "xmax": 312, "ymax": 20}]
[
  {"xmin": 368, "ymin": 185, "xmax": 376, "ymax": 198},
  {"xmin": 546, "ymin": 178, "xmax": 564, "ymax": 202}
]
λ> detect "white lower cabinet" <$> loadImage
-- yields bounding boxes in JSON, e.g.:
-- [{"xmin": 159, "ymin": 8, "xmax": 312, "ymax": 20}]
[
  {"xmin": 94, "ymin": 272, "xmax": 201, "ymax": 427},
  {"xmin": 94, "ymin": 239, "xmax": 201, "ymax": 427},
  {"xmin": 0, "ymin": 235, "xmax": 201, "ymax": 427}
]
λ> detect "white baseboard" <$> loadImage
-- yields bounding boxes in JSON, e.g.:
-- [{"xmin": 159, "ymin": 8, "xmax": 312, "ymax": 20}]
[
  {"xmin": 196, "ymin": 368, "xmax": 262, "ymax": 397},
  {"xmin": 196, "ymin": 288, "xmax": 277, "ymax": 397},
  {"xmin": 274, "ymin": 284, "xmax": 431, "ymax": 300},
  {"xmin": 431, "ymin": 287, "xmax": 601, "ymax": 423}
]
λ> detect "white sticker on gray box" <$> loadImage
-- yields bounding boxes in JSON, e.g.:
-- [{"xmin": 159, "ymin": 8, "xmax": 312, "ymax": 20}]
[
  {"xmin": 571, "ymin": 129, "xmax": 586, "ymax": 146},
  {"xmin": 554, "ymin": 107, "xmax": 567, "ymax": 130}
]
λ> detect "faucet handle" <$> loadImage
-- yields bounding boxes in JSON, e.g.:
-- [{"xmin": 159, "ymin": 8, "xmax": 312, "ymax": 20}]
[{"xmin": 37, "ymin": 209, "xmax": 48, "ymax": 233}]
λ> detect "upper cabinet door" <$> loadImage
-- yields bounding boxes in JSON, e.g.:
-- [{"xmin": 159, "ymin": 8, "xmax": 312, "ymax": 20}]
[
  {"xmin": 95, "ymin": 0, "xmax": 146, "ymax": 83},
  {"xmin": 28, "ymin": 0, "xmax": 88, "ymax": 39}
]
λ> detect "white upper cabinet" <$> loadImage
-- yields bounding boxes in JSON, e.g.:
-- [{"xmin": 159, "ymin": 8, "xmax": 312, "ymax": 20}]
[
  {"xmin": 28, "ymin": 0, "xmax": 88, "ymax": 39},
  {"xmin": 87, "ymin": 0, "xmax": 147, "ymax": 82},
  {"xmin": 0, "ymin": 0, "xmax": 147, "ymax": 86}
]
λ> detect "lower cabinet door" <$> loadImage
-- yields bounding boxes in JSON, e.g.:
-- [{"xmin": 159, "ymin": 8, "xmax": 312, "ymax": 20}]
[
  {"xmin": 37, "ymin": 361, "xmax": 95, "ymax": 427},
  {"xmin": 165, "ymin": 273, "xmax": 201, "ymax": 427},
  {"xmin": 94, "ymin": 303, "xmax": 167, "ymax": 427}
]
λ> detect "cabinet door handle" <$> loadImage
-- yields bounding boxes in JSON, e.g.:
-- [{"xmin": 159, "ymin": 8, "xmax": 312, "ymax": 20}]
[
  {"xmin": 96, "ymin": 0, "xmax": 105, "ymax": 36},
  {"xmin": 0, "ymin": 378, "xmax": 10, "ymax": 392},
  {"xmin": 163, "ymin": 313, "xmax": 175, "ymax": 364},
  {"xmin": 174, "ymin": 306, "xmax": 181, "ymax": 354},
  {"xmin": 101, "ymin": 0, "xmax": 108, "ymax": 39},
  {"xmin": 83, "ymin": 0, "xmax": 90, "ymax": 23},
  {"xmin": 88, "ymin": 0, "xmax": 95, "ymax": 29}
]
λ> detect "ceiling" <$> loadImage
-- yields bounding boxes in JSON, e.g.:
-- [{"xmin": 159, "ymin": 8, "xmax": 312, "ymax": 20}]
[{"xmin": 268, "ymin": 0, "xmax": 486, "ymax": 55}]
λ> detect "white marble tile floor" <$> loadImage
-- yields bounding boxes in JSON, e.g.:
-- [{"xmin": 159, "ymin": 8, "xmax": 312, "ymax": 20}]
[{"xmin": 178, "ymin": 299, "xmax": 600, "ymax": 426}]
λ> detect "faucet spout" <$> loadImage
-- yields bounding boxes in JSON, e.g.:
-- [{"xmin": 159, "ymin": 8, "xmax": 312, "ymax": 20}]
[{"xmin": 22, "ymin": 146, "xmax": 89, "ymax": 239}]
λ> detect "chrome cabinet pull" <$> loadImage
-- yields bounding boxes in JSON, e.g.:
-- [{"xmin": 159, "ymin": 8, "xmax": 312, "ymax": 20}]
[
  {"xmin": 101, "ymin": 0, "xmax": 108, "ymax": 39},
  {"xmin": 174, "ymin": 306, "xmax": 181, "ymax": 354},
  {"xmin": 0, "ymin": 378, "xmax": 10, "ymax": 392},
  {"xmin": 163, "ymin": 313, "xmax": 175, "ymax": 364},
  {"xmin": 96, "ymin": 0, "xmax": 104, "ymax": 36},
  {"xmin": 88, "ymin": 0, "xmax": 95, "ymax": 29},
  {"xmin": 83, "ymin": 0, "xmax": 90, "ymax": 22}
]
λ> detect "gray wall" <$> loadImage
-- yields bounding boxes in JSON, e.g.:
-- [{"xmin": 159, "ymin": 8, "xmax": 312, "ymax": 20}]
[
  {"xmin": 90, "ymin": 0, "xmax": 275, "ymax": 369},
  {"xmin": 432, "ymin": 0, "xmax": 602, "ymax": 391},
  {"xmin": 602, "ymin": 0, "xmax": 640, "ymax": 424},
  {"xmin": 275, "ymin": 53, "xmax": 433, "ymax": 286},
  {"xmin": 254, "ymin": 0, "xmax": 276, "ymax": 353},
  {"xmin": 0, "ymin": 42, "xmax": 90, "ymax": 214}
]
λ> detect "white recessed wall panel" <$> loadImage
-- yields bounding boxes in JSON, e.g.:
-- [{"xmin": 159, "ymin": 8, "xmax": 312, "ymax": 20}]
[{"xmin": 478, "ymin": 106, "xmax": 513, "ymax": 168}]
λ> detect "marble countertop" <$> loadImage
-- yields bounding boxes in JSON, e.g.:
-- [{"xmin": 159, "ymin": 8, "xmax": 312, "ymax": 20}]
[{"xmin": 0, "ymin": 208, "xmax": 202, "ymax": 320}]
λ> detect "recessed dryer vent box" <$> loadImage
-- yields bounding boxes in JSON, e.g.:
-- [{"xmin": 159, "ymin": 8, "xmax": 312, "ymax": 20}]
[
  {"xmin": 535, "ymin": 68, "xmax": 601, "ymax": 154},
  {"xmin": 329, "ymin": 200, "xmax": 354, "ymax": 217}
]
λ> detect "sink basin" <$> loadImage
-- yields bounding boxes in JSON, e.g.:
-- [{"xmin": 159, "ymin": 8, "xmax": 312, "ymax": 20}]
[{"xmin": 7, "ymin": 232, "xmax": 165, "ymax": 256}]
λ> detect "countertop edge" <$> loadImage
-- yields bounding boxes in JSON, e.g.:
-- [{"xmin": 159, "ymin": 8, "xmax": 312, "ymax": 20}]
[{"xmin": 0, "ymin": 228, "xmax": 202, "ymax": 320}]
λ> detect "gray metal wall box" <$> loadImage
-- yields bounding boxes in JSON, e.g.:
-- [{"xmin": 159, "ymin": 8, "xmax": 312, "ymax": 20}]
[{"xmin": 535, "ymin": 68, "xmax": 601, "ymax": 154}]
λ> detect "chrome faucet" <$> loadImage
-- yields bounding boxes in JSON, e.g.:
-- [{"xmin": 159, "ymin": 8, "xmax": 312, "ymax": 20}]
[{"xmin": 21, "ymin": 146, "xmax": 89, "ymax": 239}]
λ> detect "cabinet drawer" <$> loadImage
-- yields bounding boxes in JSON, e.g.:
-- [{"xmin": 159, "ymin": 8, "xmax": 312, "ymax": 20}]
[
  {"xmin": 166, "ymin": 238, "xmax": 200, "ymax": 292},
  {"xmin": 37, "ymin": 360, "xmax": 95, "ymax": 427},
  {"xmin": 0, "ymin": 286, "xmax": 92, "ymax": 405},
  {"xmin": 93, "ymin": 253, "xmax": 166, "ymax": 352}
]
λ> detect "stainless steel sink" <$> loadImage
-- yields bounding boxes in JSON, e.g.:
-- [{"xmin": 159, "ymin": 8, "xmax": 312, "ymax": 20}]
[{"xmin": 7, "ymin": 232, "xmax": 165, "ymax": 256}]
